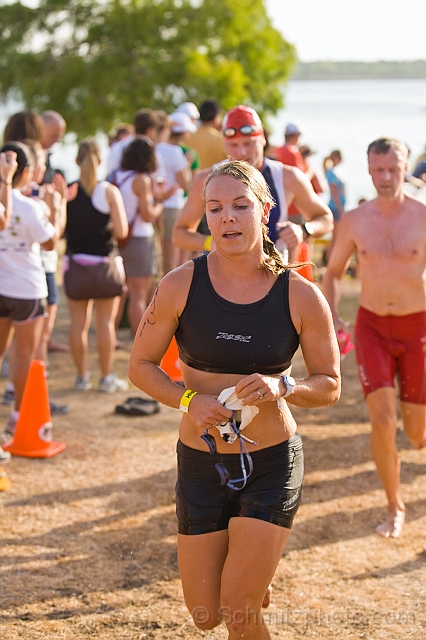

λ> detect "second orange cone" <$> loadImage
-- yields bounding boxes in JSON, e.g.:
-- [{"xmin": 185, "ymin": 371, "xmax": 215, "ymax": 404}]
[
  {"xmin": 296, "ymin": 242, "xmax": 314, "ymax": 282},
  {"xmin": 3, "ymin": 360, "xmax": 66, "ymax": 458},
  {"xmin": 160, "ymin": 337, "xmax": 183, "ymax": 383}
]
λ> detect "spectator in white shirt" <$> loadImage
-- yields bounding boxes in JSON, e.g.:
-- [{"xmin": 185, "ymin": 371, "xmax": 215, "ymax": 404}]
[{"xmin": 156, "ymin": 112, "xmax": 194, "ymax": 273}]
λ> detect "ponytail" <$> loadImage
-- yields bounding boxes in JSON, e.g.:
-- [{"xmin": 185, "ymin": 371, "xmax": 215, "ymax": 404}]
[
  {"xmin": 260, "ymin": 223, "xmax": 287, "ymax": 275},
  {"xmin": 77, "ymin": 138, "xmax": 101, "ymax": 196},
  {"xmin": 260, "ymin": 223, "xmax": 312, "ymax": 276}
]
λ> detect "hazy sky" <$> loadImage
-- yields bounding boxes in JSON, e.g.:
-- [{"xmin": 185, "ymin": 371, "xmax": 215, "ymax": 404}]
[{"xmin": 266, "ymin": 0, "xmax": 426, "ymax": 61}]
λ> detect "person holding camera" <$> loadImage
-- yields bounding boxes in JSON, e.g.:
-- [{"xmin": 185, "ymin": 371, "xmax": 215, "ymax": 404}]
[
  {"xmin": 20, "ymin": 140, "xmax": 68, "ymax": 390},
  {"xmin": 1, "ymin": 112, "xmax": 69, "ymax": 412}
]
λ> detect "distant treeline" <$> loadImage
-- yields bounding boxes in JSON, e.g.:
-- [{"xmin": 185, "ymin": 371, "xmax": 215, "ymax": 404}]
[{"xmin": 292, "ymin": 60, "xmax": 426, "ymax": 80}]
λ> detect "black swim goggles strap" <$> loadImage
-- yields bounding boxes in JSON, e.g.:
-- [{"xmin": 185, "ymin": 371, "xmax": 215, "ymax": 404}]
[{"xmin": 200, "ymin": 413, "xmax": 255, "ymax": 491}]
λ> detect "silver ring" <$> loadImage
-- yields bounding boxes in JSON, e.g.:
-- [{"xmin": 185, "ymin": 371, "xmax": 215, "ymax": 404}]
[
  {"xmin": 212, "ymin": 421, "xmax": 219, "ymax": 427},
  {"xmin": 256, "ymin": 390, "xmax": 264, "ymax": 398}
]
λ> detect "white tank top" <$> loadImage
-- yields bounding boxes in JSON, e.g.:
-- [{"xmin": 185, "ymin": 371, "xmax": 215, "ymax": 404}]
[
  {"xmin": 263, "ymin": 157, "xmax": 288, "ymax": 223},
  {"xmin": 91, "ymin": 181, "xmax": 110, "ymax": 213},
  {"xmin": 114, "ymin": 170, "xmax": 154, "ymax": 238}
]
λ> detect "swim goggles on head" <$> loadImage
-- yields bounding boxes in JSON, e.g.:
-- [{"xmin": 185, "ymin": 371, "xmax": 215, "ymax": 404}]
[{"xmin": 222, "ymin": 125, "xmax": 262, "ymax": 138}]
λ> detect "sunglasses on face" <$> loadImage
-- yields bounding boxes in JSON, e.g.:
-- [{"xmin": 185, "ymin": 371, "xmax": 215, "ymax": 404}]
[{"xmin": 222, "ymin": 125, "xmax": 261, "ymax": 138}]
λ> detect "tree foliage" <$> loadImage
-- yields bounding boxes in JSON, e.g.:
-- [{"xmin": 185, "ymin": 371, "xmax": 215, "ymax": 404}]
[{"xmin": 0, "ymin": 0, "xmax": 296, "ymax": 136}]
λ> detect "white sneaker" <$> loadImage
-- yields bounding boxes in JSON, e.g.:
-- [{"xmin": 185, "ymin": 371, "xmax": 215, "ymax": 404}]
[
  {"xmin": 74, "ymin": 374, "xmax": 92, "ymax": 391},
  {"xmin": 0, "ymin": 412, "xmax": 18, "ymax": 445},
  {"xmin": 0, "ymin": 447, "xmax": 11, "ymax": 463},
  {"xmin": 99, "ymin": 373, "xmax": 129, "ymax": 394}
]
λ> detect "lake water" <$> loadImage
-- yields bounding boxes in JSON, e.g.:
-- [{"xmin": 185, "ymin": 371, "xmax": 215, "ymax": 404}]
[
  {"xmin": 1, "ymin": 78, "xmax": 425, "ymax": 208},
  {"xmin": 268, "ymin": 78, "xmax": 426, "ymax": 207}
]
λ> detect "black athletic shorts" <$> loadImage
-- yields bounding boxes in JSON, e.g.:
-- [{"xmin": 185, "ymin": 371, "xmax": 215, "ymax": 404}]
[
  {"xmin": 176, "ymin": 433, "xmax": 304, "ymax": 535},
  {"xmin": 0, "ymin": 295, "xmax": 45, "ymax": 324}
]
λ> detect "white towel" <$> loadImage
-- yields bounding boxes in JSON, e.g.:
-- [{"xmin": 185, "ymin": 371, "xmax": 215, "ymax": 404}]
[{"xmin": 216, "ymin": 386, "xmax": 259, "ymax": 443}]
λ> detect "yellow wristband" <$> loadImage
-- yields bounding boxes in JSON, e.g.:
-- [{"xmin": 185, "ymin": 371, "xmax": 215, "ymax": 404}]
[
  {"xmin": 203, "ymin": 235, "xmax": 212, "ymax": 252},
  {"xmin": 179, "ymin": 389, "xmax": 198, "ymax": 414}
]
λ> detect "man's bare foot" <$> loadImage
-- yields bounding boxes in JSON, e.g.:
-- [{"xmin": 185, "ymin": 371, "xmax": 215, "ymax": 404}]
[
  {"xmin": 261, "ymin": 585, "xmax": 272, "ymax": 609},
  {"xmin": 375, "ymin": 510, "xmax": 405, "ymax": 538},
  {"xmin": 48, "ymin": 339, "xmax": 70, "ymax": 353}
]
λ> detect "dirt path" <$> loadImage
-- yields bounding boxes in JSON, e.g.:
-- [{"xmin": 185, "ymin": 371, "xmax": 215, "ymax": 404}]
[{"xmin": 1, "ymin": 279, "xmax": 426, "ymax": 639}]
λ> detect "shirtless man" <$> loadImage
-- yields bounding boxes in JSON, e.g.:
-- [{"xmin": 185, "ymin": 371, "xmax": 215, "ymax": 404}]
[
  {"xmin": 323, "ymin": 137, "xmax": 426, "ymax": 538},
  {"xmin": 172, "ymin": 105, "xmax": 333, "ymax": 259}
]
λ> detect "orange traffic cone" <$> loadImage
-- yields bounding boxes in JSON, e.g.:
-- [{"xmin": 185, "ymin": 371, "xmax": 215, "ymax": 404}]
[
  {"xmin": 160, "ymin": 337, "xmax": 183, "ymax": 383},
  {"xmin": 296, "ymin": 242, "xmax": 314, "ymax": 282},
  {"xmin": 0, "ymin": 467, "xmax": 11, "ymax": 491},
  {"xmin": 3, "ymin": 360, "xmax": 66, "ymax": 458}
]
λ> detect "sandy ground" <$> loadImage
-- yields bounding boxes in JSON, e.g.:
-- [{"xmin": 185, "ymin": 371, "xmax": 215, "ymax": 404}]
[{"xmin": 1, "ymin": 276, "xmax": 426, "ymax": 639}]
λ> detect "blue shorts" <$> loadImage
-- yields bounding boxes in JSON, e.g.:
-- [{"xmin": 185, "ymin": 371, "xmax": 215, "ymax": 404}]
[
  {"xmin": 176, "ymin": 434, "xmax": 304, "ymax": 535},
  {"xmin": 45, "ymin": 272, "xmax": 59, "ymax": 306}
]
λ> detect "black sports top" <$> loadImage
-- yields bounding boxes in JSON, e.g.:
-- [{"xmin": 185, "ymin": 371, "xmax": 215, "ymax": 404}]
[
  {"xmin": 175, "ymin": 255, "xmax": 300, "ymax": 375},
  {"xmin": 66, "ymin": 183, "xmax": 114, "ymax": 256}
]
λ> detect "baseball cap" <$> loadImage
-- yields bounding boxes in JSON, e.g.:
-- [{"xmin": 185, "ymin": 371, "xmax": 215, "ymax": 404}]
[
  {"xmin": 170, "ymin": 111, "xmax": 197, "ymax": 134},
  {"xmin": 221, "ymin": 106, "xmax": 263, "ymax": 137},
  {"xmin": 285, "ymin": 123, "xmax": 301, "ymax": 136},
  {"xmin": 176, "ymin": 102, "xmax": 200, "ymax": 121}
]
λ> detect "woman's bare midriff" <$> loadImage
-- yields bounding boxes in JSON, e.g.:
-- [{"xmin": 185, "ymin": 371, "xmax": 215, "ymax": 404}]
[{"xmin": 178, "ymin": 362, "xmax": 297, "ymax": 454}]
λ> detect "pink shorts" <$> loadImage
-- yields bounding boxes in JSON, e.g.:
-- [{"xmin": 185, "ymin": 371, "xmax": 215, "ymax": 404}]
[{"xmin": 354, "ymin": 306, "xmax": 426, "ymax": 404}]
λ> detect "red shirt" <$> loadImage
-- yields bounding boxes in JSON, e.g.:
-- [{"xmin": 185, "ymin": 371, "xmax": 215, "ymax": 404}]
[
  {"xmin": 274, "ymin": 144, "xmax": 305, "ymax": 217},
  {"xmin": 274, "ymin": 144, "xmax": 305, "ymax": 172}
]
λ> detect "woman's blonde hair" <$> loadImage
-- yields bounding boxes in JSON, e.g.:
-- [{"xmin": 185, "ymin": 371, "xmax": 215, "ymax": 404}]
[
  {"xmin": 77, "ymin": 139, "xmax": 101, "ymax": 196},
  {"xmin": 204, "ymin": 160, "xmax": 301, "ymax": 275}
]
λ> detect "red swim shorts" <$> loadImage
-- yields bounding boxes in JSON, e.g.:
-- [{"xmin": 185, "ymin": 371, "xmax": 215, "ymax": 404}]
[{"xmin": 354, "ymin": 306, "xmax": 426, "ymax": 404}]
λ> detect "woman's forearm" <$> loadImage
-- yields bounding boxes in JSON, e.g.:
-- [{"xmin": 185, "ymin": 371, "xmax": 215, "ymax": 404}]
[
  {"xmin": 128, "ymin": 360, "xmax": 185, "ymax": 409},
  {"xmin": 285, "ymin": 374, "xmax": 340, "ymax": 408}
]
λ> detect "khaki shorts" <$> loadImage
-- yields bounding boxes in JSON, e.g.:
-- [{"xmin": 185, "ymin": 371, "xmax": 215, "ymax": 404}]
[
  {"xmin": 119, "ymin": 236, "xmax": 157, "ymax": 279},
  {"xmin": 162, "ymin": 207, "xmax": 181, "ymax": 243}
]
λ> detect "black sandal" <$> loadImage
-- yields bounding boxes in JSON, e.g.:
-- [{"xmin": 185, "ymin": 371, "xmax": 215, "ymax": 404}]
[{"xmin": 115, "ymin": 397, "xmax": 160, "ymax": 416}]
